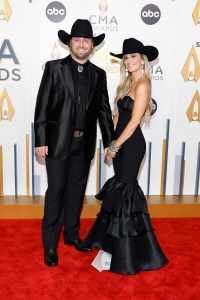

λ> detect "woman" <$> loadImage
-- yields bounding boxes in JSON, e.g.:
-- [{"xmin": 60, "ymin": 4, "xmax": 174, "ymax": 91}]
[{"xmin": 85, "ymin": 38, "xmax": 168, "ymax": 274}]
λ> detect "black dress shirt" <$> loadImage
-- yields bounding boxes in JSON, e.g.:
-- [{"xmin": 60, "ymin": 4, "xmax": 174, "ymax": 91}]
[{"xmin": 71, "ymin": 57, "xmax": 89, "ymax": 131}]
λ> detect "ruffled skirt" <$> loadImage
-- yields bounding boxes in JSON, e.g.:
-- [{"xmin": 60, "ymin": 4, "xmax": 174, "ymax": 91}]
[{"xmin": 85, "ymin": 176, "xmax": 168, "ymax": 275}]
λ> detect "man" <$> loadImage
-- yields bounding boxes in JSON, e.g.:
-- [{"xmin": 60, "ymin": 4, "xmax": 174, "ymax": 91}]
[{"xmin": 34, "ymin": 19, "xmax": 114, "ymax": 267}]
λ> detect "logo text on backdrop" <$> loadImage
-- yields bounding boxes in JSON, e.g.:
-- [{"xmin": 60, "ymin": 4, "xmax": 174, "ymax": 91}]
[{"xmin": 0, "ymin": 39, "xmax": 20, "ymax": 81}]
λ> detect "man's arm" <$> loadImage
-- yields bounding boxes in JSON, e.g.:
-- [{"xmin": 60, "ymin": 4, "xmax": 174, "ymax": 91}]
[
  {"xmin": 34, "ymin": 62, "xmax": 52, "ymax": 156},
  {"xmin": 97, "ymin": 72, "xmax": 114, "ymax": 150}
]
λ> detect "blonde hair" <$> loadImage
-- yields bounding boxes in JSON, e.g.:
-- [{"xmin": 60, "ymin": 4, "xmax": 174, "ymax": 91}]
[{"xmin": 113, "ymin": 54, "xmax": 153, "ymax": 116}]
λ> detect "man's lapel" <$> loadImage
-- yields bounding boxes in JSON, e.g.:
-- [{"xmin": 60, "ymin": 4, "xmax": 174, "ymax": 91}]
[{"xmin": 60, "ymin": 55, "xmax": 75, "ymax": 100}]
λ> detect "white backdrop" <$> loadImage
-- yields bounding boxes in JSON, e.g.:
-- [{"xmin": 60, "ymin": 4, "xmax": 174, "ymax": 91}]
[{"xmin": 0, "ymin": 0, "xmax": 199, "ymax": 196}]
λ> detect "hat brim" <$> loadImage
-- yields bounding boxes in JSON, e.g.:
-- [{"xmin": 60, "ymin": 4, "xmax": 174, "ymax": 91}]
[
  {"xmin": 142, "ymin": 46, "xmax": 159, "ymax": 62},
  {"xmin": 58, "ymin": 30, "xmax": 105, "ymax": 46},
  {"xmin": 110, "ymin": 46, "xmax": 158, "ymax": 62},
  {"xmin": 110, "ymin": 52, "xmax": 123, "ymax": 59}
]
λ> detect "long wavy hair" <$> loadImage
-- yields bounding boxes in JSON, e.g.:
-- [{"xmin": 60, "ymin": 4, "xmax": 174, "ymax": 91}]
[{"xmin": 113, "ymin": 54, "xmax": 153, "ymax": 116}]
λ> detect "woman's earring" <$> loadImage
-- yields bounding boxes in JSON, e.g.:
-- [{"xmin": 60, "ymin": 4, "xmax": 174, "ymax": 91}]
[
  {"xmin": 125, "ymin": 69, "xmax": 129, "ymax": 77},
  {"xmin": 141, "ymin": 63, "xmax": 145, "ymax": 75}
]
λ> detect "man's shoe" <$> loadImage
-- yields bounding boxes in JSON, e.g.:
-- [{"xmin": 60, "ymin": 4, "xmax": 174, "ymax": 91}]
[
  {"xmin": 64, "ymin": 237, "xmax": 92, "ymax": 252},
  {"xmin": 44, "ymin": 249, "xmax": 58, "ymax": 267}
]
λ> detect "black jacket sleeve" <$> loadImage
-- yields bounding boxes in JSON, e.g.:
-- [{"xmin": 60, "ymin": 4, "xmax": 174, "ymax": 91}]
[
  {"xmin": 34, "ymin": 62, "xmax": 52, "ymax": 147},
  {"xmin": 97, "ymin": 71, "xmax": 114, "ymax": 148}
]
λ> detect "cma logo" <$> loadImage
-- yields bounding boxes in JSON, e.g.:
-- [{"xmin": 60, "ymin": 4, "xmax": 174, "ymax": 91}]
[
  {"xmin": 99, "ymin": 0, "xmax": 108, "ymax": 14},
  {"xmin": 95, "ymin": 51, "xmax": 119, "ymax": 73},
  {"xmin": 89, "ymin": 0, "xmax": 118, "ymax": 32},
  {"xmin": 141, "ymin": 4, "xmax": 161, "ymax": 25},
  {"xmin": 0, "ymin": 39, "xmax": 21, "ymax": 81},
  {"xmin": 181, "ymin": 45, "xmax": 200, "ymax": 82},
  {"xmin": 186, "ymin": 90, "xmax": 200, "ymax": 122},
  {"xmin": 192, "ymin": 0, "xmax": 200, "ymax": 25},
  {"xmin": 0, "ymin": 88, "xmax": 15, "ymax": 121},
  {"xmin": 89, "ymin": 15, "xmax": 118, "ymax": 25},
  {"xmin": 46, "ymin": 1, "xmax": 66, "ymax": 23},
  {"xmin": 42, "ymin": 42, "xmax": 61, "ymax": 70},
  {"xmin": 0, "ymin": 0, "xmax": 12, "ymax": 21}
]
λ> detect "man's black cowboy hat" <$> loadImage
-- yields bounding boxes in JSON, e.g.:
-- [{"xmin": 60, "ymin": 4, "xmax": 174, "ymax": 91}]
[
  {"xmin": 110, "ymin": 38, "xmax": 158, "ymax": 61},
  {"xmin": 58, "ymin": 19, "xmax": 105, "ymax": 46}
]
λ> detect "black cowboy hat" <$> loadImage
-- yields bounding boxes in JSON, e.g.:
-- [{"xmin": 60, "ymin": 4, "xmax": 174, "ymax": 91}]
[
  {"xmin": 58, "ymin": 19, "xmax": 105, "ymax": 47},
  {"xmin": 110, "ymin": 38, "xmax": 158, "ymax": 61}
]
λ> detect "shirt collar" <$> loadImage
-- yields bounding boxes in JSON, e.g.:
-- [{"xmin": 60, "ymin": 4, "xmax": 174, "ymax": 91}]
[{"xmin": 70, "ymin": 56, "xmax": 89, "ymax": 69}]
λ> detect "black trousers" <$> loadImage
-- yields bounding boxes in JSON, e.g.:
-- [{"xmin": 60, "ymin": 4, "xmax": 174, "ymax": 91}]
[{"xmin": 42, "ymin": 136, "xmax": 91, "ymax": 249}]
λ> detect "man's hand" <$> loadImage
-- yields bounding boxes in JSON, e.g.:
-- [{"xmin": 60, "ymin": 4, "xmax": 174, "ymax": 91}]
[
  {"xmin": 104, "ymin": 148, "xmax": 108, "ymax": 157},
  {"xmin": 104, "ymin": 148, "xmax": 116, "ymax": 159},
  {"xmin": 35, "ymin": 146, "xmax": 48, "ymax": 157}
]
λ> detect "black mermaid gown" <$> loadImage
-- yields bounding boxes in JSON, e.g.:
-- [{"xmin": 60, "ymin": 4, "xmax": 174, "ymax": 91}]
[{"xmin": 85, "ymin": 96, "xmax": 168, "ymax": 275}]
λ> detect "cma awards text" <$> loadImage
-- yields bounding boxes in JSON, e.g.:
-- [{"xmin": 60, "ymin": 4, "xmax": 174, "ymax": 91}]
[{"xmin": 0, "ymin": 39, "xmax": 21, "ymax": 81}]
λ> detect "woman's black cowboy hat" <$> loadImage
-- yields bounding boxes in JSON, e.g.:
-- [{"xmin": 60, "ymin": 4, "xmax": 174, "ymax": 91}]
[
  {"xmin": 110, "ymin": 38, "xmax": 158, "ymax": 61},
  {"xmin": 58, "ymin": 19, "xmax": 105, "ymax": 46}
]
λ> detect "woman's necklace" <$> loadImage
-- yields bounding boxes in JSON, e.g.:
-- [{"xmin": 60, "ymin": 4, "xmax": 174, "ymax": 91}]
[
  {"xmin": 123, "ymin": 76, "xmax": 143, "ymax": 96},
  {"xmin": 130, "ymin": 75, "xmax": 143, "ymax": 85}
]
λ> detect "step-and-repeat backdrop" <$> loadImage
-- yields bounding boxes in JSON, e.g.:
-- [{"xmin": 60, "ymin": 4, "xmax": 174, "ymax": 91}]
[{"xmin": 0, "ymin": 0, "xmax": 199, "ymax": 196}]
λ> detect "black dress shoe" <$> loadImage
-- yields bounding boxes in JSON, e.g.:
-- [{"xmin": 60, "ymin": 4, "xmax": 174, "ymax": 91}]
[
  {"xmin": 44, "ymin": 249, "xmax": 58, "ymax": 267},
  {"xmin": 64, "ymin": 237, "xmax": 92, "ymax": 252}
]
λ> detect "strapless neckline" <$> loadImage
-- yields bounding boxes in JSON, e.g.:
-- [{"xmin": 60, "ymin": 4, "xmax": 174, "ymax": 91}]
[
  {"xmin": 121, "ymin": 95, "xmax": 134, "ymax": 101},
  {"xmin": 117, "ymin": 95, "xmax": 134, "ymax": 114}
]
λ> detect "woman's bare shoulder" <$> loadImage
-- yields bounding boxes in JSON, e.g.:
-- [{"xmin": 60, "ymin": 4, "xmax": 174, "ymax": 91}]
[
  {"xmin": 138, "ymin": 76, "xmax": 150, "ymax": 87},
  {"xmin": 129, "ymin": 77, "xmax": 151, "ymax": 98}
]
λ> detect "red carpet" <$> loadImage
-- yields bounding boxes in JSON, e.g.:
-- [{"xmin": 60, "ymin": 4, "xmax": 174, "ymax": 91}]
[{"xmin": 0, "ymin": 218, "xmax": 200, "ymax": 300}]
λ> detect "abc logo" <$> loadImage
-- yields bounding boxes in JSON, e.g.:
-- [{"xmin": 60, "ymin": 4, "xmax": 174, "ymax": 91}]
[
  {"xmin": 46, "ymin": 1, "xmax": 66, "ymax": 23},
  {"xmin": 141, "ymin": 4, "xmax": 161, "ymax": 25}
]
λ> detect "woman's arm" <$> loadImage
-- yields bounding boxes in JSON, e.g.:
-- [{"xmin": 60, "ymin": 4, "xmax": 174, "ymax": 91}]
[{"xmin": 113, "ymin": 114, "xmax": 119, "ymax": 130}]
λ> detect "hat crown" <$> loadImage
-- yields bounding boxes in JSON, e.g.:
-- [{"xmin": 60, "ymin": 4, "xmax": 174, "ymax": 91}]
[
  {"xmin": 122, "ymin": 38, "xmax": 144, "ymax": 55},
  {"xmin": 70, "ymin": 19, "xmax": 93, "ymax": 37},
  {"xmin": 58, "ymin": 19, "xmax": 105, "ymax": 46},
  {"xmin": 110, "ymin": 37, "xmax": 158, "ymax": 61}
]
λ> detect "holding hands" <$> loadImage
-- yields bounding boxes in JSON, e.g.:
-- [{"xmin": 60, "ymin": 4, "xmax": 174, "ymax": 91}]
[
  {"xmin": 105, "ymin": 148, "xmax": 116, "ymax": 159},
  {"xmin": 104, "ymin": 140, "xmax": 121, "ymax": 160}
]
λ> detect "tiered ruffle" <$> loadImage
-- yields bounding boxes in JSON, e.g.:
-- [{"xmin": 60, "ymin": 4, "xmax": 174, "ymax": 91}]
[{"xmin": 85, "ymin": 176, "xmax": 168, "ymax": 274}]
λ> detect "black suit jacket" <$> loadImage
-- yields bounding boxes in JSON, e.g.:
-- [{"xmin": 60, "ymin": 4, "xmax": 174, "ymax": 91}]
[{"xmin": 34, "ymin": 55, "xmax": 114, "ymax": 161}]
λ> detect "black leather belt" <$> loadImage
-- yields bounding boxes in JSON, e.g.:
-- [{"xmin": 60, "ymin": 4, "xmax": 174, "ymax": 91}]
[{"xmin": 73, "ymin": 130, "xmax": 84, "ymax": 137}]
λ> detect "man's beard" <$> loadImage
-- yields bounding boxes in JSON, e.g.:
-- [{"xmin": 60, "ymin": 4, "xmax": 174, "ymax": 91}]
[{"xmin": 70, "ymin": 47, "xmax": 92, "ymax": 61}]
